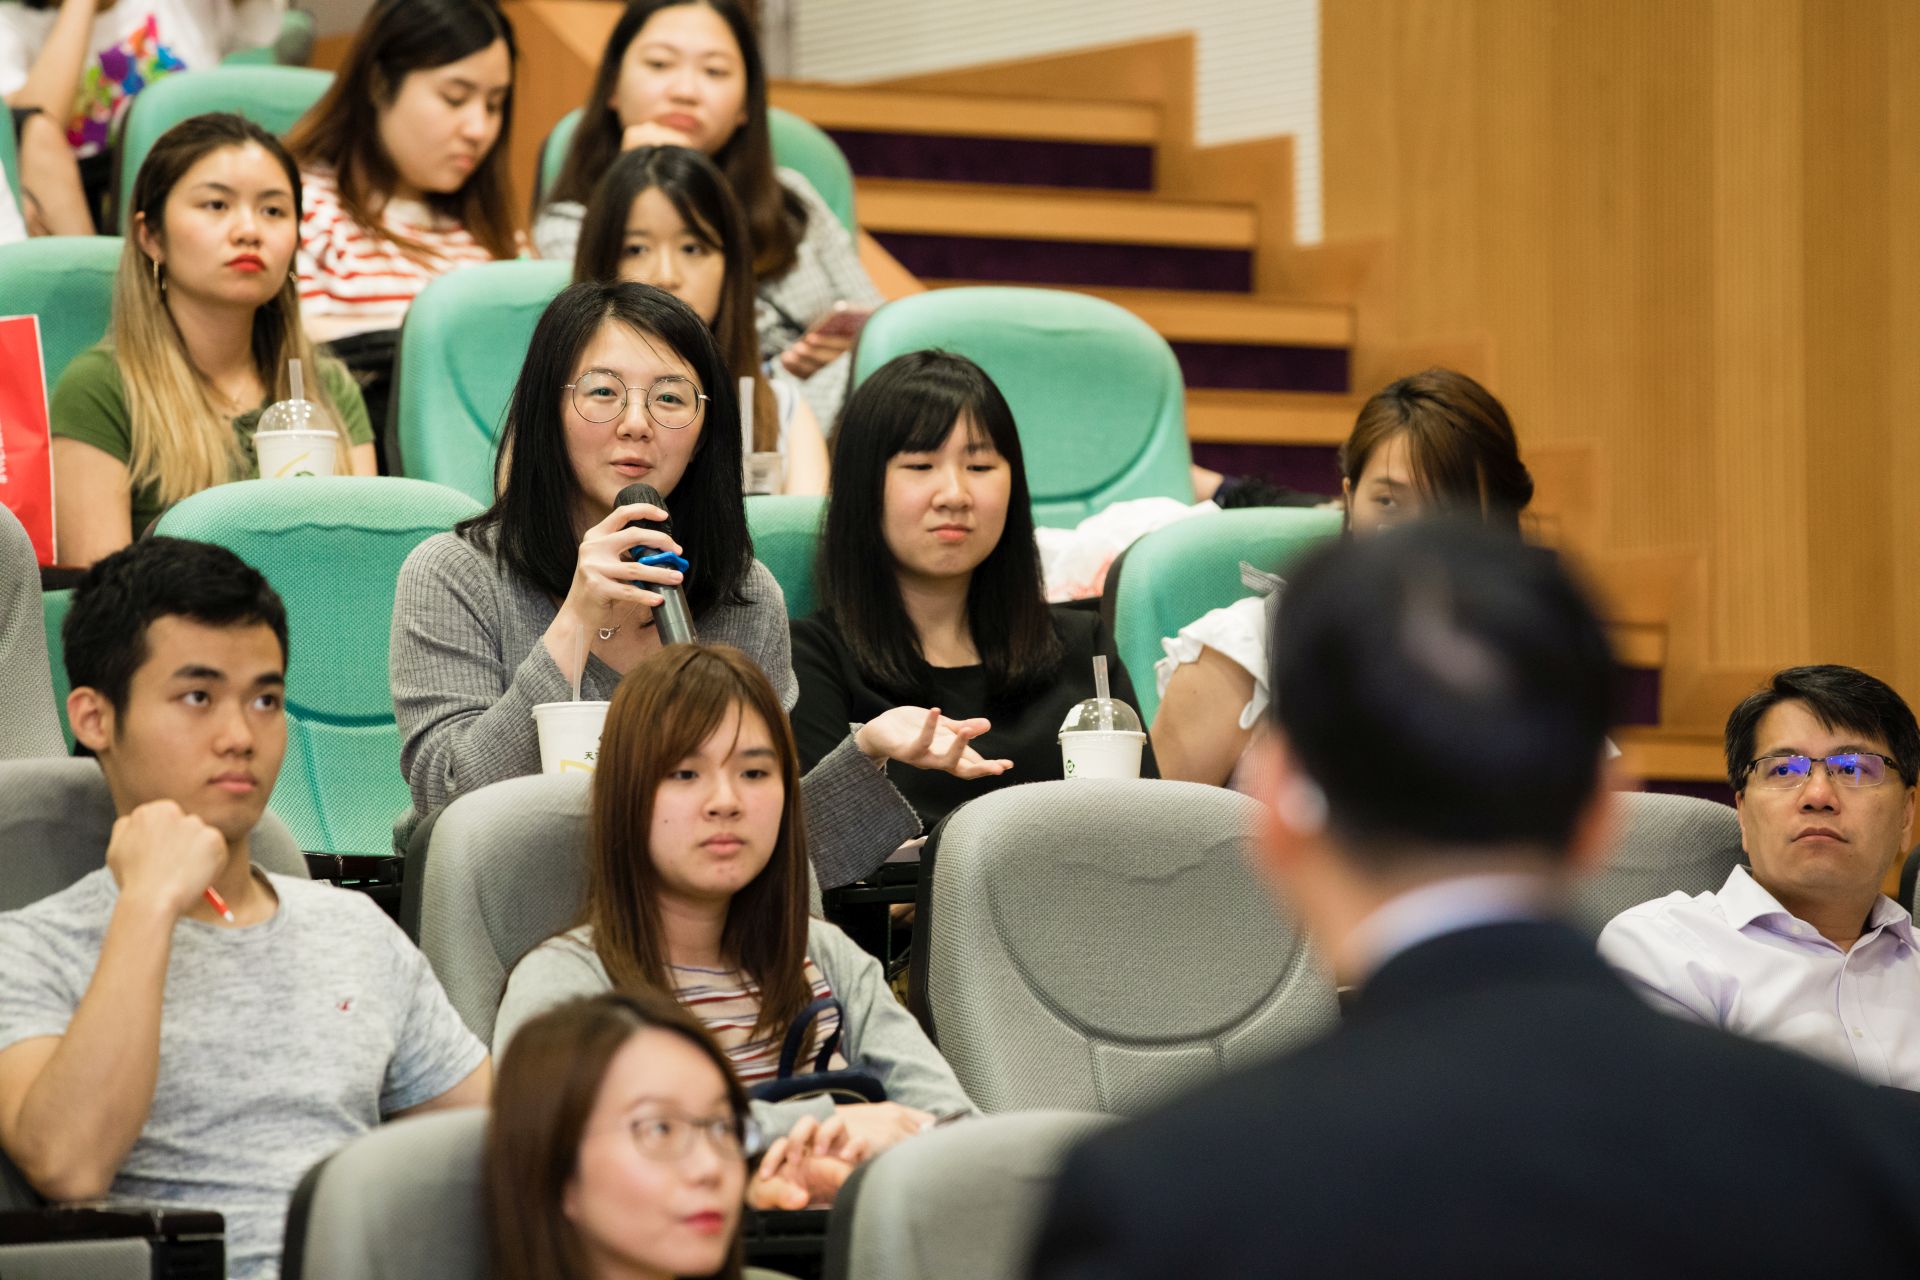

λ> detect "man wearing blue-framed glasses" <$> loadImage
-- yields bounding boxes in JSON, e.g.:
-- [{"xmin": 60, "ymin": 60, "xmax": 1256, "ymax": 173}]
[{"xmin": 1601, "ymin": 665, "xmax": 1920, "ymax": 1085}]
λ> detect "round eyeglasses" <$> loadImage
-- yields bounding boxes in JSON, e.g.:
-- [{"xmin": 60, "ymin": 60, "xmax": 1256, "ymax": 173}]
[
  {"xmin": 1743, "ymin": 752, "xmax": 1899, "ymax": 790},
  {"xmin": 563, "ymin": 370, "xmax": 707, "ymax": 428},
  {"xmin": 616, "ymin": 1109, "xmax": 760, "ymax": 1164}
]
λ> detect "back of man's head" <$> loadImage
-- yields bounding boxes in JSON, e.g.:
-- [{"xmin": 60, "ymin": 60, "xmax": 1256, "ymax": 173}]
[
  {"xmin": 1269, "ymin": 519, "xmax": 1614, "ymax": 865},
  {"xmin": 65, "ymin": 537, "xmax": 289, "ymax": 713}
]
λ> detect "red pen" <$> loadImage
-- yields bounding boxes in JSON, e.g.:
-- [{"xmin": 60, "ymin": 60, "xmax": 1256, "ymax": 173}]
[{"xmin": 204, "ymin": 886, "xmax": 235, "ymax": 923}]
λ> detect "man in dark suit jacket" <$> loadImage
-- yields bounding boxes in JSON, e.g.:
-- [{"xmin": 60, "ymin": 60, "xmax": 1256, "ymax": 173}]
[{"xmin": 1030, "ymin": 520, "xmax": 1920, "ymax": 1279}]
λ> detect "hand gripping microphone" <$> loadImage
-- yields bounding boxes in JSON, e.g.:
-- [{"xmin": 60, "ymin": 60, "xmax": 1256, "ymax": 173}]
[{"xmin": 616, "ymin": 482, "xmax": 697, "ymax": 645}]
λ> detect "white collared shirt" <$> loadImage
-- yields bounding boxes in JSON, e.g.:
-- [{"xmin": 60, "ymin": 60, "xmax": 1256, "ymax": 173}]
[
  {"xmin": 1343, "ymin": 872, "xmax": 1555, "ymax": 985},
  {"xmin": 1598, "ymin": 865, "xmax": 1920, "ymax": 1087}
]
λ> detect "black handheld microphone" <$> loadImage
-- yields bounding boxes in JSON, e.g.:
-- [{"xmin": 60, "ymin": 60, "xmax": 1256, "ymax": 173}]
[{"xmin": 616, "ymin": 482, "xmax": 698, "ymax": 645}]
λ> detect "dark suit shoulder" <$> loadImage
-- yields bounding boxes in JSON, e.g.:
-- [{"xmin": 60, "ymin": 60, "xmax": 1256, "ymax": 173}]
[{"xmin": 1033, "ymin": 940, "xmax": 1920, "ymax": 1279}]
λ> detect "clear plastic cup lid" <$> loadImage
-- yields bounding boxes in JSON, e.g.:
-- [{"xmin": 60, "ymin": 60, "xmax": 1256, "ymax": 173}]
[
  {"xmin": 1059, "ymin": 697, "xmax": 1143, "ymax": 735},
  {"xmin": 257, "ymin": 397, "xmax": 320, "ymax": 434}
]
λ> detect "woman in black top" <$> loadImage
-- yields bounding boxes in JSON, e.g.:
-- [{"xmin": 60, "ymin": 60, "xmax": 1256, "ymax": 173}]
[{"xmin": 791, "ymin": 349, "xmax": 1154, "ymax": 827}]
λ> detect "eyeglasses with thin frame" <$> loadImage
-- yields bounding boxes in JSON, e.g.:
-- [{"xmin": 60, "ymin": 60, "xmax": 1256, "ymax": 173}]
[
  {"xmin": 563, "ymin": 369, "xmax": 707, "ymax": 428},
  {"xmin": 608, "ymin": 1108, "xmax": 759, "ymax": 1164},
  {"xmin": 1742, "ymin": 751, "xmax": 1900, "ymax": 790}
]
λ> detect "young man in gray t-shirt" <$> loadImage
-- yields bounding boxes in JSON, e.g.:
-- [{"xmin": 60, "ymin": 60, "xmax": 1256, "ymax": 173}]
[{"xmin": 0, "ymin": 539, "xmax": 489, "ymax": 1279}]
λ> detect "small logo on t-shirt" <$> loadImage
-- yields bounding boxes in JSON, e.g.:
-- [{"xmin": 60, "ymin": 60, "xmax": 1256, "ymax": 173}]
[{"xmin": 336, "ymin": 997, "xmax": 354, "ymax": 1014}]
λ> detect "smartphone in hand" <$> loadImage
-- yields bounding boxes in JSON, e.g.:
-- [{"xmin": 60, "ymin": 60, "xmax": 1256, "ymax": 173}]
[{"xmin": 802, "ymin": 301, "xmax": 874, "ymax": 344}]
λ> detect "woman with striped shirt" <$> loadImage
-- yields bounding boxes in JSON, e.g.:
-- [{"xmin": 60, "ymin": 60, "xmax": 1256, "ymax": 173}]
[
  {"xmin": 286, "ymin": 0, "xmax": 518, "ymax": 435},
  {"xmin": 492, "ymin": 643, "xmax": 975, "ymax": 1181}
]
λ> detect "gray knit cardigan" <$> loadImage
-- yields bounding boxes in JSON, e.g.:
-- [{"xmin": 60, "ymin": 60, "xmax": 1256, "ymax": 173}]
[{"xmin": 389, "ymin": 530, "xmax": 919, "ymax": 889}]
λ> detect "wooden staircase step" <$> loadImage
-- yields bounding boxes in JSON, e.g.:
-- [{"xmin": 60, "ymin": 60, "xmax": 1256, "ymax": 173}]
[
  {"xmin": 772, "ymin": 84, "xmax": 1160, "ymax": 145},
  {"xmin": 856, "ymin": 179, "xmax": 1255, "ymax": 249},
  {"xmin": 922, "ymin": 281, "xmax": 1353, "ymax": 348},
  {"xmin": 1186, "ymin": 390, "xmax": 1364, "ymax": 446}
]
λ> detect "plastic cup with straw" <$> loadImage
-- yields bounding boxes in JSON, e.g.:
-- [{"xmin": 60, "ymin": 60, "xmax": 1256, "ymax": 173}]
[
  {"xmin": 571, "ymin": 621, "xmax": 586, "ymax": 704},
  {"xmin": 1057, "ymin": 653, "xmax": 1145, "ymax": 778},
  {"xmin": 255, "ymin": 356, "xmax": 339, "ymax": 478}
]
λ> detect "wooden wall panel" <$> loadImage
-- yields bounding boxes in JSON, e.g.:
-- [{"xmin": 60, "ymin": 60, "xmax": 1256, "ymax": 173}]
[
  {"xmin": 1708, "ymin": 0, "xmax": 1806, "ymax": 668},
  {"xmin": 1801, "ymin": 4, "xmax": 1893, "ymax": 674},
  {"xmin": 1323, "ymin": 0, "xmax": 1920, "ymax": 711},
  {"xmin": 1889, "ymin": 3, "xmax": 1920, "ymax": 705}
]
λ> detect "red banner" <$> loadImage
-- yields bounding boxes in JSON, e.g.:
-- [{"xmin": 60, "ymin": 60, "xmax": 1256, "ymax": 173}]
[{"xmin": 0, "ymin": 315, "xmax": 55, "ymax": 565}]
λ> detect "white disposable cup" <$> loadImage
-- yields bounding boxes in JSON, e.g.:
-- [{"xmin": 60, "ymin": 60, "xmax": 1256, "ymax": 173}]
[
  {"xmin": 743, "ymin": 451, "xmax": 785, "ymax": 495},
  {"xmin": 1059, "ymin": 729, "xmax": 1146, "ymax": 780},
  {"xmin": 254, "ymin": 429, "xmax": 339, "ymax": 479},
  {"xmin": 532, "ymin": 700, "xmax": 610, "ymax": 776}
]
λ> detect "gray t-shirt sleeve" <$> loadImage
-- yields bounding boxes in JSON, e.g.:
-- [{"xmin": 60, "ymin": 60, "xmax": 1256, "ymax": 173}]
[
  {"xmin": 0, "ymin": 907, "xmax": 86, "ymax": 1052},
  {"xmin": 375, "ymin": 908, "xmax": 489, "ymax": 1113},
  {"xmin": 391, "ymin": 534, "xmax": 574, "ymax": 814}
]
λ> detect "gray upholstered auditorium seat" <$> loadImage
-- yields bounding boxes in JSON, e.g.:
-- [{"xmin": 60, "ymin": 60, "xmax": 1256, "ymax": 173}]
[
  {"xmin": 824, "ymin": 1110, "xmax": 1115, "ymax": 1280},
  {"xmin": 1568, "ymin": 790, "xmax": 1744, "ymax": 934},
  {"xmin": 281, "ymin": 1107, "xmax": 799, "ymax": 1280},
  {"xmin": 917, "ymin": 779, "xmax": 1337, "ymax": 1115},
  {"xmin": 0, "ymin": 506, "xmax": 63, "ymax": 762},
  {"xmin": 282, "ymin": 1108, "xmax": 488, "ymax": 1280},
  {"xmin": 0, "ymin": 757, "xmax": 309, "ymax": 911},
  {"xmin": 414, "ymin": 773, "xmax": 593, "ymax": 1045},
  {"xmin": 413, "ymin": 772, "xmax": 824, "ymax": 1045}
]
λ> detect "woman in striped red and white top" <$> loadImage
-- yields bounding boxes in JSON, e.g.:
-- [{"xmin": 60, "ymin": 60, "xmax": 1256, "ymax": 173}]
[
  {"xmin": 493, "ymin": 644, "xmax": 976, "ymax": 1201},
  {"xmin": 286, "ymin": 0, "xmax": 520, "ymax": 346}
]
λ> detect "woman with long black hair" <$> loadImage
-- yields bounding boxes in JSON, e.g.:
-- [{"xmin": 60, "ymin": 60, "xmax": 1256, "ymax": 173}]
[{"xmin": 390, "ymin": 282, "xmax": 1007, "ymax": 885}]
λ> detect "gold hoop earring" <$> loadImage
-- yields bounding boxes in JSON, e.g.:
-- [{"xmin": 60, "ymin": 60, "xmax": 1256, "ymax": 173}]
[{"xmin": 150, "ymin": 257, "xmax": 166, "ymax": 297}]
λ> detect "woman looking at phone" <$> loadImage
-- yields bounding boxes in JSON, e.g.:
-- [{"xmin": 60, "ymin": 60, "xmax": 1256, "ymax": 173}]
[
  {"xmin": 492, "ymin": 644, "xmax": 975, "ymax": 1177},
  {"xmin": 537, "ymin": 0, "xmax": 880, "ymax": 419},
  {"xmin": 390, "ymin": 281, "xmax": 1010, "ymax": 885},
  {"xmin": 571, "ymin": 144, "xmax": 827, "ymax": 495}
]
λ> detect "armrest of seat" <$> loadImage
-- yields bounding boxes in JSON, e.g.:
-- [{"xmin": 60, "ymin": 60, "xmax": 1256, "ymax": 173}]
[
  {"xmin": 743, "ymin": 1206, "xmax": 831, "ymax": 1274},
  {"xmin": 0, "ymin": 1206, "xmax": 225, "ymax": 1278}
]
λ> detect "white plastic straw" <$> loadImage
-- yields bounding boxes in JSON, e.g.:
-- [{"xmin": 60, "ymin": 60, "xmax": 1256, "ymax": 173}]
[
  {"xmin": 1093, "ymin": 655, "xmax": 1112, "ymax": 730},
  {"xmin": 288, "ymin": 357, "xmax": 304, "ymax": 404},
  {"xmin": 571, "ymin": 622, "xmax": 586, "ymax": 703},
  {"xmin": 739, "ymin": 375, "xmax": 755, "ymax": 457}
]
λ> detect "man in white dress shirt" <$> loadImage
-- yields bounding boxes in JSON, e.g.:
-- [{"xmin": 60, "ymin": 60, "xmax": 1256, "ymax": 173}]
[{"xmin": 1600, "ymin": 664, "xmax": 1920, "ymax": 1085}]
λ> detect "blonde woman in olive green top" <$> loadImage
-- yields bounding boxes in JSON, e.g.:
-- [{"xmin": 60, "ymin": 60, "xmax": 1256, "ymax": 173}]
[
  {"xmin": 49, "ymin": 113, "xmax": 375, "ymax": 567},
  {"xmin": 52, "ymin": 347, "xmax": 373, "ymax": 539}
]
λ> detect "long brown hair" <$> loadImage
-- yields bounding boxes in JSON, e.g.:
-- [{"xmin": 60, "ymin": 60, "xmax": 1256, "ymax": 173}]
[
  {"xmin": 571, "ymin": 145, "xmax": 777, "ymax": 450},
  {"xmin": 586, "ymin": 643, "xmax": 813, "ymax": 1055},
  {"xmin": 117, "ymin": 112, "xmax": 353, "ymax": 504},
  {"xmin": 286, "ymin": 0, "xmax": 520, "ymax": 262},
  {"xmin": 1339, "ymin": 368, "xmax": 1534, "ymax": 529},
  {"xmin": 487, "ymin": 990, "xmax": 748, "ymax": 1280},
  {"xmin": 547, "ymin": 0, "xmax": 805, "ymax": 281}
]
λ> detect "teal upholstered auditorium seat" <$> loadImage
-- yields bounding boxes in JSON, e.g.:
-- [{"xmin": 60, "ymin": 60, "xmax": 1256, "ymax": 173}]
[
  {"xmin": 536, "ymin": 106, "xmax": 857, "ymax": 233},
  {"xmin": 851, "ymin": 286, "xmax": 1195, "ymax": 530},
  {"xmin": 152, "ymin": 477, "xmax": 483, "ymax": 856},
  {"xmin": 1107, "ymin": 506, "xmax": 1342, "ymax": 722},
  {"xmin": 745, "ymin": 494, "xmax": 825, "ymax": 619},
  {"xmin": 114, "ymin": 66, "xmax": 332, "ymax": 230},
  {"xmin": 390, "ymin": 259, "xmax": 571, "ymax": 506},
  {"xmin": 0, "ymin": 236, "xmax": 121, "ymax": 386}
]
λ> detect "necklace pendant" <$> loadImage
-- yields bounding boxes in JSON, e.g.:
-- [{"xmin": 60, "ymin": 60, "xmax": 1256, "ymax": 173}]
[{"xmin": 597, "ymin": 626, "xmax": 618, "ymax": 641}]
